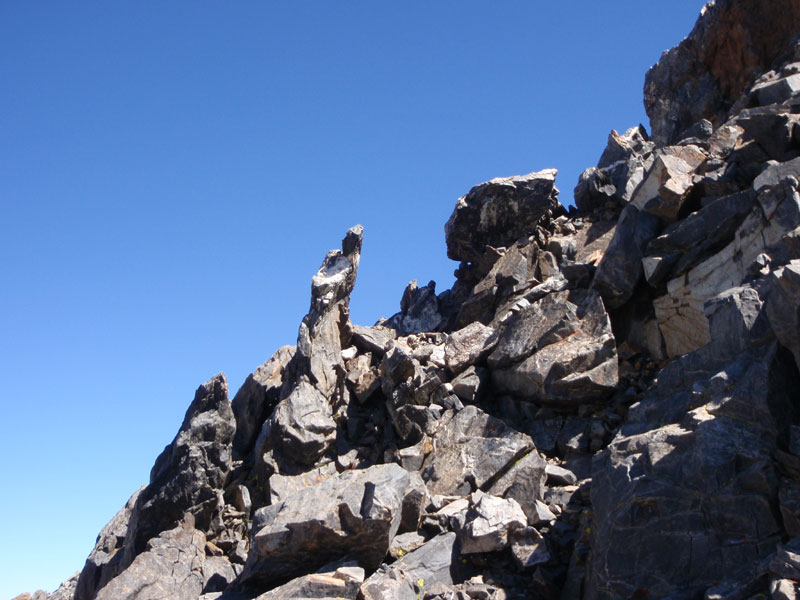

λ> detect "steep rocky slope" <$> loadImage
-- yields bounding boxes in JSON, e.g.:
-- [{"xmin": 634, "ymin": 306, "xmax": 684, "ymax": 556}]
[{"xmin": 18, "ymin": 1, "xmax": 800, "ymax": 599}]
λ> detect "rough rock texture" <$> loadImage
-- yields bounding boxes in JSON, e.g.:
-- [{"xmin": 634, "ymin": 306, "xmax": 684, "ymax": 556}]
[
  {"xmin": 420, "ymin": 406, "xmax": 537, "ymax": 496},
  {"xmin": 588, "ymin": 342, "xmax": 792, "ymax": 599},
  {"xmin": 128, "ymin": 374, "xmax": 235, "ymax": 557},
  {"xmin": 359, "ymin": 533, "xmax": 461, "ymax": 600},
  {"xmin": 445, "ymin": 169, "xmax": 561, "ymax": 263},
  {"xmin": 490, "ymin": 289, "xmax": 618, "ymax": 403},
  {"xmin": 266, "ymin": 226, "xmax": 364, "ymax": 467},
  {"xmin": 241, "ymin": 463, "xmax": 414, "ymax": 588},
  {"xmin": 458, "ymin": 492, "xmax": 527, "ymax": 554},
  {"xmin": 644, "ymin": 0, "xmax": 800, "ymax": 144},
  {"xmin": 231, "ymin": 345, "xmax": 294, "ymax": 460},
  {"xmin": 768, "ymin": 260, "xmax": 800, "ymax": 372},
  {"xmin": 95, "ymin": 520, "xmax": 206, "ymax": 600},
  {"xmin": 75, "ymin": 487, "xmax": 144, "ymax": 600},
  {"xmin": 253, "ymin": 563, "xmax": 364, "ymax": 599},
  {"xmin": 48, "ymin": 4, "xmax": 800, "ymax": 600}
]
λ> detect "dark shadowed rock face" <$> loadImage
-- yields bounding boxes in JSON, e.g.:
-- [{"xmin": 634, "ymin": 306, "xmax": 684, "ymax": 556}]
[
  {"xmin": 645, "ymin": 0, "xmax": 800, "ymax": 144},
  {"xmin": 587, "ymin": 342, "xmax": 794, "ymax": 599},
  {"xmin": 128, "ymin": 374, "xmax": 235, "ymax": 556},
  {"xmin": 231, "ymin": 345, "xmax": 294, "ymax": 460},
  {"xmin": 445, "ymin": 169, "xmax": 562, "ymax": 264}
]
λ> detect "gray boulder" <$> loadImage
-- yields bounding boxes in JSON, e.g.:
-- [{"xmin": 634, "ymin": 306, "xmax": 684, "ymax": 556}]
[
  {"xmin": 653, "ymin": 176, "xmax": 800, "ymax": 357},
  {"xmin": 349, "ymin": 323, "xmax": 396, "ymax": 356},
  {"xmin": 737, "ymin": 105, "xmax": 800, "ymax": 162},
  {"xmin": 444, "ymin": 322, "xmax": 496, "ymax": 374},
  {"xmin": 386, "ymin": 280, "xmax": 443, "ymax": 335},
  {"xmin": 421, "ymin": 406, "xmax": 536, "ymax": 496},
  {"xmin": 597, "ymin": 125, "xmax": 653, "ymax": 171},
  {"xmin": 201, "ymin": 556, "xmax": 238, "ymax": 594},
  {"xmin": 754, "ymin": 72, "xmax": 800, "ymax": 106},
  {"xmin": 270, "ymin": 379, "xmax": 337, "ymax": 466},
  {"xmin": 450, "ymin": 366, "xmax": 485, "ymax": 404},
  {"xmin": 359, "ymin": 533, "xmax": 462, "ymax": 600},
  {"xmin": 510, "ymin": 527, "xmax": 551, "ymax": 570},
  {"xmin": 490, "ymin": 289, "xmax": 618, "ymax": 404},
  {"xmin": 47, "ymin": 572, "xmax": 81, "ymax": 600},
  {"xmin": 629, "ymin": 145, "xmax": 707, "ymax": 223},
  {"xmin": 445, "ymin": 170, "xmax": 561, "ymax": 263},
  {"xmin": 241, "ymin": 463, "xmax": 414, "ymax": 587},
  {"xmin": 458, "ymin": 492, "xmax": 527, "ymax": 554},
  {"xmin": 253, "ymin": 563, "xmax": 364, "ymax": 599},
  {"xmin": 642, "ymin": 188, "xmax": 755, "ymax": 287},
  {"xmin": 755, "ymin": 157, "xmax": 800, "ymax": 192},
  {"xmin": 267, "ymin": 462, "xmax": 339, "ymax": 505},
  {"xmin": 95, "ymin": 520, "xmax": 206, "ymax": 600},
  {"xmin": 486, "ymin": 449, "xmax": 548, "ymax": 524},
  {"xmin": 575, "ymin": 126, "xmax": 655, "ymax": 211},
  {"xmin": 345, "ymin": 353, "xmax": 380, "ymax": 403}
]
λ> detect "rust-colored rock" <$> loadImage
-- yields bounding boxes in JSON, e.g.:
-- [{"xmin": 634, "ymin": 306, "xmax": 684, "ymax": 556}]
[{"xmin": 645, "ymin": 0, "xmax": 800, "ymax": 144}]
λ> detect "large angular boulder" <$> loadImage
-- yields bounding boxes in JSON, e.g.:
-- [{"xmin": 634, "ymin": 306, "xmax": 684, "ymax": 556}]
[
  {"xmin": 458, "ymin": 492, "xmax": 527, "ymax": 554},
  {"xmin": 445, "ymin": 170, "xmax": 561, "ymax": 263},
  {"xmin": 241, "ymin": 463, "xmax": 415, "ymax": 587},
  {"xmin": 629, "ymin": 145, "xmax": 707, "ymax": 223},
  {"xmin": 644, "ymin": 0, "xmax": 800, "ymax": 144},
  {"xmin": 127, "ymin": 374, "xmax": 235, "ymax": 556},
  {"xmin": 575, "ymin": 125, "xmax": 655, "ymax": 212},
  {"xmin": 444, "ymin": 322, "xmax": 496, "ymax": 374},
  {"xmin": 642, "ymin": 188, "xmax": 755, "ymax": 287},
  {"xmin": 420, "ymin": 406, "xmax": 541, "ymax": 497},
  {"xmin": 95, "ymin": 520, "xmax": 207, "ymax": 600},
  {"xmin": 349, "ymin": 323, "xmax": 396, "ymax": 356},
  {"xmin": 359, "ymin": 533, "xmax": 462, "ymax": 600},
  {"xmin": 269, "ymin": 380, "xmax": 337, "ymax": 465},
  {"xmin": 489, "ymin": 289, "xmax": 618, "ymax": 404}
]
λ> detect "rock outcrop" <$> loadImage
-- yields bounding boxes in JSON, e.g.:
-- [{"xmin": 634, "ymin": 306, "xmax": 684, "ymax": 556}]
[{"xmin": 26, "ymin": 2, "xmax": 800, "ymax": 599}]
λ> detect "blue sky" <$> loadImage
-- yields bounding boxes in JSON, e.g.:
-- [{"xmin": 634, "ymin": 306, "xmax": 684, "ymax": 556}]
[{"xmin": 0, "ymin": 2, "xmax": 707, "ymax": 596}]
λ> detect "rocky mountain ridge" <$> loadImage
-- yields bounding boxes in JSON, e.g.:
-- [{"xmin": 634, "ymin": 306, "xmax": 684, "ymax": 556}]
[{"xmin": 17, "ymin": 1, "xmax": 800, "ymax": 599}]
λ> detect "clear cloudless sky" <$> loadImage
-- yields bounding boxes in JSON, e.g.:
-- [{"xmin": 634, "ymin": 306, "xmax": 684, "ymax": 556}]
[{"xmin": 1, "ymin": 2, "xmax": 708, "ymax": 596}]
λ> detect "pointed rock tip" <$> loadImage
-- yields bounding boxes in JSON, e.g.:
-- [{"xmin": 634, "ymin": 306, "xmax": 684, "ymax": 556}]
[
  {"xmin": 197, "ymin": 373, "xmax": 228, "ymax": 397},
  {"xmin": 343, "ymin": 224, "xmax": 363, "ymax": 257}
]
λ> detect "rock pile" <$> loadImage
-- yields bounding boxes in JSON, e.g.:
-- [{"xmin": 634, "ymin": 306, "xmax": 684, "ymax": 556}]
[{"xmin": 19, "ymin": 1, "xmax": 800, "ymax": 599}]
